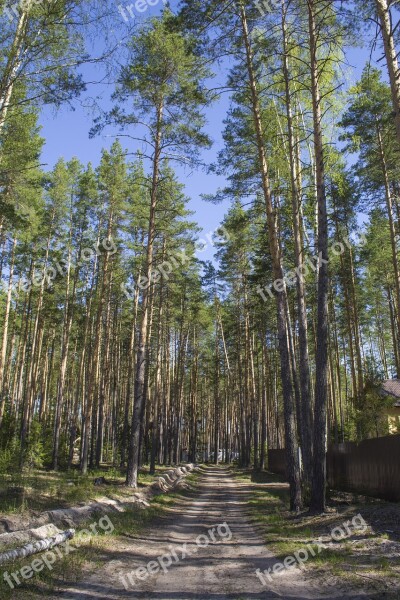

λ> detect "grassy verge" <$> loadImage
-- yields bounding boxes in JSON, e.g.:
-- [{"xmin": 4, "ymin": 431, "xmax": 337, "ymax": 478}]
[
  {"xmin": 0, "ymin": 469, "xmax": 199, "ymax": 599},
  {"xmin": 0, "ymin": 466, "xmax": 161, "ymax": 515},
  {"xmin": 232, "ymin": 468, "xmax": 400, "ymax": 596}
]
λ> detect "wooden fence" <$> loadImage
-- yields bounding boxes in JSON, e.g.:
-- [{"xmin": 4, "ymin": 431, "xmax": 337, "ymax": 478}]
[{"xmin": 268, "ymin": 434, "xmax": 400, "ymax": 502}]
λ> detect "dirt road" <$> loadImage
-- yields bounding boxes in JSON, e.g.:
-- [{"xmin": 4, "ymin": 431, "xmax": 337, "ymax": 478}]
[{"xmin": 51, "ymin": 467, "xmax": 374, "ymax": 600}]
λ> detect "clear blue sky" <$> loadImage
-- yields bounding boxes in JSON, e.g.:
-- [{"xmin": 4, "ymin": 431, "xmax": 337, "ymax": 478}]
[{"xmin": 37, "ymin": 1, "xmax": 383, "ymax": 260}]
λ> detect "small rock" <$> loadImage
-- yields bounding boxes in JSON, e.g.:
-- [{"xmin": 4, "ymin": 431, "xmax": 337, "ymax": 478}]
[{"xmin": 94, "ymin": 477, "xmax": 106, "ymax": 486}]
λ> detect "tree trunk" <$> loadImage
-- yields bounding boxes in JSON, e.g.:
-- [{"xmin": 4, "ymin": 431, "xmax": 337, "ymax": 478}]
[
  {"xmin": 281, "ymin": 0, "xmax": 313, "ymax": 483},
  {"xmin": 240, "ymin": 2, "xmax": 302, "ymax": 511},
  {"xmin": 126, "ymin": 101, "xmax": 163, "ymax": 487},
  {"xmin": 308, "ymin": 0, "xmax": 329, "ymax": 514},
  {"xmin": 0, "ymin": 237, "xmax": 17, "ymax": 427},
  {"xmin": 376, "ymin": 0, "xmax": 400, "ymax": 146}
]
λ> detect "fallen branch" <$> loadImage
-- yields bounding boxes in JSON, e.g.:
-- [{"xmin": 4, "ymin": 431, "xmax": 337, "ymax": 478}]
[
  {"xmin": 0, "ymin": 464, "xmax": 197, "ymax": 554},
  {"xmin": 0, "ymin": 529, "xmax": 75, "ymax": 565}
]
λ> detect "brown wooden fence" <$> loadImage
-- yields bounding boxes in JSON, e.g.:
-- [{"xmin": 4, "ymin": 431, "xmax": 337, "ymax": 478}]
[
  {"xmin": 268, "ymin": 434, "xmax": 400, "ymax": 502},
  {"xmin": 268, "ymin": 449, "xmax": 287, "ymax": 477}
]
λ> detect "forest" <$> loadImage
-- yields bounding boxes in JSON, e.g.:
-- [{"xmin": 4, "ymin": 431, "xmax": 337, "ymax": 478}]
[{"xmin": 1, "ymin": 0, "xmax": 400, "ymax": 527}]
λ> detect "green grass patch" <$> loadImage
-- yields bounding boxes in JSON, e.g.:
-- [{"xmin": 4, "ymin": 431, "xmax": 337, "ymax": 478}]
[
  {"xmin": 231, "ymin": 467, "xmax": 400, "ymax": 592},
  {"xmin": 230, "ymin": 469, "xmax": 359, "ymax": 573},
  {"xmin": 0, "ymin": 469, "xmax": 197, "ymax": 599},
  {"xmin": 0, "ymin": 465, "xmax": 163, "ymax": 515}
]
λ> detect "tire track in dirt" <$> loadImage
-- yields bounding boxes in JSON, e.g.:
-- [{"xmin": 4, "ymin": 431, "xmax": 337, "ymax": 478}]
[{"xmin": 49, "ymin": 466, "xmax": 372, "ymax": 600}]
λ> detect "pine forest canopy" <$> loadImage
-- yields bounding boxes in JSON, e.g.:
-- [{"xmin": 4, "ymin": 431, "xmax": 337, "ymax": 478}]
[{"xmin": 0, "ymin": 0, "xmax": 400, "ymax": 512}]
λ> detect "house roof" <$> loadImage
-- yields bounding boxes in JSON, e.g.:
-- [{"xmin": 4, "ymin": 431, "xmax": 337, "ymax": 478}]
[{"xmin": 381, "ymin": 380, "xmax": 400, "ymax": 407}]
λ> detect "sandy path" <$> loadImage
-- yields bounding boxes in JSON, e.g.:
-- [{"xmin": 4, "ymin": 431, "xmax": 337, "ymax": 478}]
[{"xmin": 50, "ymin": 466, "xmax": 371, "ymax": 600}]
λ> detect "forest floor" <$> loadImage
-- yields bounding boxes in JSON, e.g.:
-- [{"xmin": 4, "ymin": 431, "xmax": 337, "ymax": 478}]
[
  {"xmin": 0, "ymin": 466, "xmax": 399, "ymax": 599},
  {"xmin": 1, "ymin": 464, "xmax": 397, "ymax": 600},
  {"xmin": 0, "ymin": 466, "xmax": 159, "ymax": 516},
  {"xmin": 234, "ymin": 469, "xmax": 400, "ymax": 599}
]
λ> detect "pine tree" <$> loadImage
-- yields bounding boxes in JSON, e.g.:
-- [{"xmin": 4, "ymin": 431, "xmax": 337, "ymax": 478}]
[{"xmin": 92, "ymin": 11, "xmax": 211, "ymax": 487}]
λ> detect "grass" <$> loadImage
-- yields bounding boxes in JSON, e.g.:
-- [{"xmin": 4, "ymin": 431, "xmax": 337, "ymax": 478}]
[
  {"xmin": 0, "ymin": 465, "xmax": 161, "ymax": 515},
  {"xmin": 0, "ymin": 467, "xmax": 199, "ymax": 599},
  {"xmin": 231, "ymin": 467, "xmax": 400, "ymax": 594}
]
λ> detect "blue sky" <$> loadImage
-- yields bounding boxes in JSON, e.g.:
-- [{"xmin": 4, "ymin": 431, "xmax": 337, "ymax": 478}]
[
  {"xmin": 37, "ymin": 1, "xmax": 382, "ymax": 260},
  {"xmin": 39, "ymin": 0, "xmax": 233, "ymax": 261}
]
